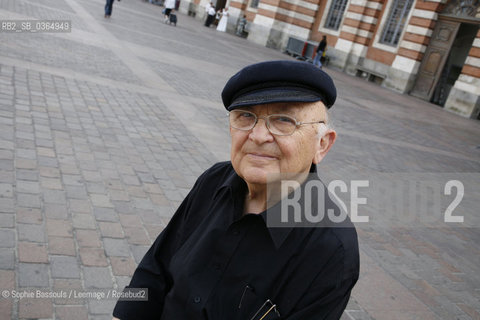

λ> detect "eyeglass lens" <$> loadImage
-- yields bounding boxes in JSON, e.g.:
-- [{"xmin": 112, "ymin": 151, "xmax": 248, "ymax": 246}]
[{"xmin": 229, "ymin": 111, "xmax": 297, "ymax": 135}]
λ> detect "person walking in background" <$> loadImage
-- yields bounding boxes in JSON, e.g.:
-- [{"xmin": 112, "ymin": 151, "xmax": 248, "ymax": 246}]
[
  {"xmin": 236, "ymin": 14, "xmax": 247, "ymax": 36},
  {"xmin": 216, "ymin": 7, "xmax": 229, "ymax": 32},
  {"xmin": 313, "ymin": 35, "xmax": 327, "ymax": 68},
  {"xmin": 104, "ymin": 0, "xmax": 119, "ymax": 18},
  {"xmin": 204, "ymin": 2, "xmax": 216, "ymax": 27},
  {"xmin": 164, "ymin": 0, "xmax": 176, "ymax": 23}
]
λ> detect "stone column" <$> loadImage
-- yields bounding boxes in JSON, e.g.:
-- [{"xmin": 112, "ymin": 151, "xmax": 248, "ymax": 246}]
[
  {"xmin": 332, "ymin": 0, "xmax": 383, "ymax": 72},
  {"xmin": 229, "ymin": 0, "xmax": 248, "ymax": 32},
  {"xmin": 247, "ymin": 0, "xmax": 318, "ymax": 49}
]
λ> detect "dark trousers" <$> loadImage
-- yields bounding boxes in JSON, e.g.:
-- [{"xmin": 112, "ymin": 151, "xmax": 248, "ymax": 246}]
[
  {"xmin": 205, "ymin": 14, "xmax": 215, "ymax": 26},
  {"xmin": 105, "ymin": 0, "xmax": 114, "ymax": 16}
]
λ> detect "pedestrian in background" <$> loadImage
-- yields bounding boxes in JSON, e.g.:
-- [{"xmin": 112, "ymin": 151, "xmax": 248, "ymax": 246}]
[
  {"xmin": 104, "ymin": 0, "xmax": 119, "ymax": 18},
  {"xmin": 216, "ymin": 7, "xmax": 229, "ymax": 32},
  {"xmin": 205, "ymin": 2, "xmax": 212, "ymax": 23},
  {"xmin": 313, "ymin": 35, "xmax": 327, "ymax": 68},
  {"xmin": 235, "ymin": 14, "xmax": 247, "ymax": 36},
  {"xmin": 236, "ymin": 14, "xmax": 247, "ymax": 36},
  {"xmin": 204, "ymin": 2, "xmax": 216, "ymax": 27},
  {"xmin": 164, "ymin": 0, "xmax": 176, "ymax": 23}
]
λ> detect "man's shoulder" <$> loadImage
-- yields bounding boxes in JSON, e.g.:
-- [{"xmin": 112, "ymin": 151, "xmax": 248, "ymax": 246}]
[
  {"xmin": 329, "ymin": 225, "xmax": 358, "ymax": 254},
  {"xmin": 195, "ymin": 161, "xmax": 235, "ymax": 187},
  {"xmin": 318, "ymin": 225, "xmax": 359, "ymax": 276},
  {"xmin": 202, "ymin": 161, "xmax": 234, "ymax": 176}
]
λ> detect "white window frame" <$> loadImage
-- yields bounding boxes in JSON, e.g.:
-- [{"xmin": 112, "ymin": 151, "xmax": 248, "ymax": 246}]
[
  {"xmin": 249, "ymin": 0, "xmax": 260, "ymax": 9},
  {"xmin": 318, "ymin": 0, "xmax": 350, "ymax": 37},
  {"xmin": 372, "ymin": 0, "xmax": 417, "ymax": 53}
]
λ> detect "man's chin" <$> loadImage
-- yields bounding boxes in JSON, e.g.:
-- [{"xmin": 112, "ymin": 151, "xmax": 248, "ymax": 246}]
[
  {"xmin": 244, "ymin": 171, "xmax": 293, "ymax": 187},
  {"xmin": 241, "ymin": 168, "xmax": 272, "ymax": 186},
  {"xmin": 243, "ymin": 175, "xmax": 268, "ymax": 186}
]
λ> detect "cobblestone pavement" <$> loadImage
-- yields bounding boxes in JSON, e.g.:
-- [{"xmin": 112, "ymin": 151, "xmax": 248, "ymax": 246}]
[{"xmin": 1, "ymin": 0, "xmax": 480, "ymax": 319}]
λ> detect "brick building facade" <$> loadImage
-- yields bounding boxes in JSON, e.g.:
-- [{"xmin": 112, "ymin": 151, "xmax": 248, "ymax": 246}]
[{"xmin": 181, "ymin": 0, "xmax": 480, "ymax": 118}]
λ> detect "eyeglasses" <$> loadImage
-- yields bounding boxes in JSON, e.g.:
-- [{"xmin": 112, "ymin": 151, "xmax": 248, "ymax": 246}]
[{"xmin": 228, "ymin": 110, "xmax": 325, "ymax": 136}]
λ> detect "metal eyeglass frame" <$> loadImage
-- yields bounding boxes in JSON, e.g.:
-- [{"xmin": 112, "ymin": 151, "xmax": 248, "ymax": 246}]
[{"xmin": 228, "ymin": 109, "xmax": 325, "ymax": 136}]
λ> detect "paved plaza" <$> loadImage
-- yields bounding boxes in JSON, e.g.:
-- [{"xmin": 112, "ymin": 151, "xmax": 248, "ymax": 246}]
[{"xmin": 1, "ymin": 0, "xmax": 480, "ymax": 319}]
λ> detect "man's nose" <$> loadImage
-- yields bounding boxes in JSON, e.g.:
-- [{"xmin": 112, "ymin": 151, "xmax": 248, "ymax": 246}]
[{"xmin": 249, "ymin": 118, "xmax": 273, "ymax": 142}]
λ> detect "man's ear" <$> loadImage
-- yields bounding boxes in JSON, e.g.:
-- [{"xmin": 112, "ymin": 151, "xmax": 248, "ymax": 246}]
[{"xmin": 313, "ymin": 130, "xmax": 336, "ymax": 164}]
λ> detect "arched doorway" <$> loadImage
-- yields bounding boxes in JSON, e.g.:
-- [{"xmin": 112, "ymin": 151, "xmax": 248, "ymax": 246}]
[
  {"xmin": 410, "ymin": 0, "xmax": 480, "ymax": 105},
  {"xmin": 214, "ymin": 0, "xmax": 227, "ymax": 10},
  {"xmin": 430, "ymin": 23, "xmax": 479, "ymax": 106}
]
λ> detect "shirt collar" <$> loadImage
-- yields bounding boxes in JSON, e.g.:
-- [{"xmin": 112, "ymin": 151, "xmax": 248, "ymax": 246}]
[
  {"xmin": 213, "ymin": 166, "xmax": 247, "ymax": 221},
  {"xmin": 214, "ymin": 163, "xmax": 318, "ymax": 249},
  {"xmin": 213, "ymin": 165, "xmax": 246, "ymax": 201},
  {"xmin": 260, "ymin": 212, "xmax": 293, "ymax": 249},
  {"xmin": 260, "ymin": 163, "xmax": 318, "ymax": 249}
]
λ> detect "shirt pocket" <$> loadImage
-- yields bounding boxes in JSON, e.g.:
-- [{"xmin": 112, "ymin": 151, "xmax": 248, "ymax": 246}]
[{"xmin": 238, "ymin": 286, "xmax": 281, "ymax": 320}]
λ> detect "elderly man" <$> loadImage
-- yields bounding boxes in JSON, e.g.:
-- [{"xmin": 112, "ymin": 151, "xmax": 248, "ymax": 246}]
[{"xmin": 112, "ymin": 60, "xmax": 359, "ymax": 320}]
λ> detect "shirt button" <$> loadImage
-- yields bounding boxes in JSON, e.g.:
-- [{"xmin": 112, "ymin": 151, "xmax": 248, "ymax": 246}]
[
  {"xmin": 194, "ymin": 296, "xmax": 201, "ymax": 303},
  {"xmin": 232, "ymin": 230, "xmax": 239, "ymax": 236}
]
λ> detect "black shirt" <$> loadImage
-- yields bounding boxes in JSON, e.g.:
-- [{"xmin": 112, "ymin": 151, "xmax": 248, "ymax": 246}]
[
  {"xmin": 113, "ymin": 162, "xmax": 359, "ymax": 320},
  {"xmin": 317, "ymin": 39, "xmax": 327, "ymax": 53}
]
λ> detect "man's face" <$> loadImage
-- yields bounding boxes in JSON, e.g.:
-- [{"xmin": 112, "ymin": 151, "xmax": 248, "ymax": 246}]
[{"xmin": 230, "ymin": 101, "xmax": 334, "ymax": 186}]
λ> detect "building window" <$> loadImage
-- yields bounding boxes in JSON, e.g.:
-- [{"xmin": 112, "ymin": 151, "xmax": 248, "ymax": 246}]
[
  {"xmin": 250, "ymin": 0, "xmax": 260, "ymax": 8},
  {"xmin": 324, "ymin": 0, "xmax": 348, "ymax": 30},
  {"xmin": 380, "ymin": 0, "xmax": 414, "ymax": 46}
]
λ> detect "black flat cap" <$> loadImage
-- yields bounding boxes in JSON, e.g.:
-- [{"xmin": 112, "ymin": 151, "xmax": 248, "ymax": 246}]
[{"xmin": 222, "ymin": 60, "xmax": 336, "ymax": 111}]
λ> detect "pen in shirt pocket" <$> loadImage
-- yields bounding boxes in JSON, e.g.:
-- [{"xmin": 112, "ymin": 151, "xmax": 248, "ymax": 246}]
[
  {"xmin": 250, "ymin": 299, "xmax": 280, "ymax": 320},
  {"xmin": 238, "ymin": 285, "xmax": 281, "ymax": 320},
  {"xmin": 238, "ymin": 285, "xmax": 253, "ymax": 309}
]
